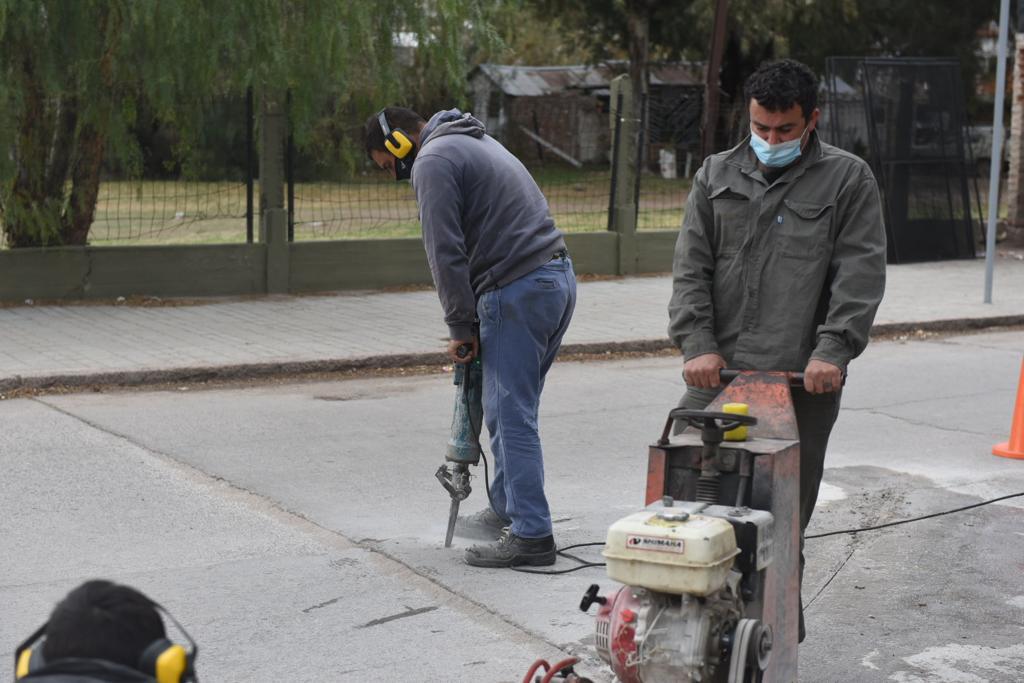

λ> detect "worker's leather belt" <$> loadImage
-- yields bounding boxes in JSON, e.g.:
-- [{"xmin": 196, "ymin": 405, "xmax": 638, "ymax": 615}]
[{"xmin": 551, "ymin": 249, "xmax": 569, "ymax": 261}]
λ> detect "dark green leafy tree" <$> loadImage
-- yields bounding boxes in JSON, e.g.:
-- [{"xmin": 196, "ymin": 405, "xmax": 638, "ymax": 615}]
[
  {"xmin": 0, "ymin": 0, "xmax": 493, "ymax": 247},
  {"xmin": 526, "ymin": 0, "xmax": 998, "ymax": 149}
]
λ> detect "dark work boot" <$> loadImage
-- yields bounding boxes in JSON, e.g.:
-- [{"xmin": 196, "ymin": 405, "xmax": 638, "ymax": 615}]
[
  {"xmin": 455, "ymin": 507, "xmax": 511, "ymax": 540},
  {"xmin": 464, "ymin": 530, "xmax": 556, "ymax": 568}
]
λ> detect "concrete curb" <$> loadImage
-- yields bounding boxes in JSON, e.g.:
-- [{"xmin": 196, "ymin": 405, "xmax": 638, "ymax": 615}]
[{"xmin": 1, "ymin": 315, "xmax": 1022, "ymax": 393}]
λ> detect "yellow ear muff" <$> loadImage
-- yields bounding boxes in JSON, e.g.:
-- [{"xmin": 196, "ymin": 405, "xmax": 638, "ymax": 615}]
[
  {"xmin": 384, "ymin": 130, "xmax": 413, "ymax": 159},
  {"xmin": 154, "ymin": 644, "xmax": 188, "ymax": 683},
  {"xmin": 16, "ymin": 649, "xmax": 33, "ymax": 679}
]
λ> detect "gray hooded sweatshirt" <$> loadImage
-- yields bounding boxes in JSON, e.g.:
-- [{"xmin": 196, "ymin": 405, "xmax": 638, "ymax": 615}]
[{"xmin": 411, "ymin": 109, "xmax": 566, "ymax": 339}]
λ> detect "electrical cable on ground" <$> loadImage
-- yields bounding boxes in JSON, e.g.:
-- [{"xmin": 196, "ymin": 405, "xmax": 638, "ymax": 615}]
[
  {"xmin": 804, "ymin": 490, "xmax": 1024, "ymax": 539},
  {"xmin": 513, "ymin": 561, "xmax": 607, "ymax": 576}
]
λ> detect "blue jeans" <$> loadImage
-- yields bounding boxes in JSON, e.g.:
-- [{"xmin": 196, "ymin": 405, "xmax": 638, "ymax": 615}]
[{"xmin": 477, "ymin": 255, "xmax": 576, "ymax": 538}]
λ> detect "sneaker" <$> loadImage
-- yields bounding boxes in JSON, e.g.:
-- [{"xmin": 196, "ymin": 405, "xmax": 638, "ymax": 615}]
[
  {"xmin": 455, "ymin": 507, "xmax": 511, "ymax": 540},
  {"xmin": 464, "ymin": 531, "xmax": 556, "ymax": 568}
]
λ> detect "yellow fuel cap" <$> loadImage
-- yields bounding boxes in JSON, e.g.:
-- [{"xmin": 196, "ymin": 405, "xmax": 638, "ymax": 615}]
[{"xmin": 723, "ymin": 402, "xmax": 749, "ymax": 441}]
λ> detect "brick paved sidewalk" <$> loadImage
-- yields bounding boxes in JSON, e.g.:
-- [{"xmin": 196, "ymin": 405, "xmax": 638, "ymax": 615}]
[{"xmin": 1, "ymin": 256, "xmax": 1023, "ymax": 390}]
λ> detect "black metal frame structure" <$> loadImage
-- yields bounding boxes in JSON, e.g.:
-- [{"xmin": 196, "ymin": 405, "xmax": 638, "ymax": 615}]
[{"xmin": 826, "ymin": 57, "xmax": 976, "ymax": 263}]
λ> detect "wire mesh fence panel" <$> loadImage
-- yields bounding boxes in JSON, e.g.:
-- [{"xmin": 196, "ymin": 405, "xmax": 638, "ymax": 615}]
[
  {"xmin": 0, "ymin": 180, "xmax": 249, "ymax": 247},
  {"xmin": 636, "ymin": 87, "xmax": 700, "ymax": 231},
  {"xmin": 291, "ymin": 179, "xmax": 420, "ymax": 240},
  {"xmin": 89, "ymin": 180, "xmax": 249, "ymax": 245},
  {"xmin": 637, "ymin": 176, "xmax": 689, "ymax": 231},
  {"xmin": 93, "ymin": 93, "xmax": 252, "ymax": 245},
  {"xmin": 822, "ymin": 59, "xmax": 872, "ymax": 157},
  {"xmin": 534, "ymin": 167, "xmax": 612, "ymax": 234},
  {"xmin": 290, "ymin": 166, "xmax": 613, "ymax": 239}
]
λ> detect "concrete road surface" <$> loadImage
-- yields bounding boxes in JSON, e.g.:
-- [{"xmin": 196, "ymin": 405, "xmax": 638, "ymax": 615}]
[{"xmin": 2, "ymin": 330, "xmax": 1023, "ymax": 682}]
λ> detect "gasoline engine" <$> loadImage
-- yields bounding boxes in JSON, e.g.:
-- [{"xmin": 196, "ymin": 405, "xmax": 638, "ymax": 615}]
[{"xmin": 579, "ymin": 370, "xmax": 805, "ymax": 683}]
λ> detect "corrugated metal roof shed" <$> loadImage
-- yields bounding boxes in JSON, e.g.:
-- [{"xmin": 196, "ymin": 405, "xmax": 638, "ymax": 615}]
[{"xmin": 471, "ymin": 62, "xmax": 704, "ymax": 97}]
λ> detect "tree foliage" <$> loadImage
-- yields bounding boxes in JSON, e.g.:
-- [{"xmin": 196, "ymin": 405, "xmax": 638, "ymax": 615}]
[
  {"xmin": 526, "ymin": 0, "xmax": 997, "ymax": 105},
  {"xmin": 0, "ymin": 0, "xmax": 494, "ymax": 247},
  {"xmin": 774, "ymin": 0, "xmax": 999, "ymax": 118}
]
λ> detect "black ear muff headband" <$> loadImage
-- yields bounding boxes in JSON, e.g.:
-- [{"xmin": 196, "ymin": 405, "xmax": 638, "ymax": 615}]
[
  {"xmin": 377, "ymin": 110, "xmax": 414, "ymax": 160},
  {"xmin": 15, "ymin": 601, "xmax": 198, "ymax": 683}
]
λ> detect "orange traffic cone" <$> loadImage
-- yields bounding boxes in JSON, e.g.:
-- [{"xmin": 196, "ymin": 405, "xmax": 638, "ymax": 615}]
[{"xmin": 994, "ymin": 358, "xmax": 1024, "ymax": 460}]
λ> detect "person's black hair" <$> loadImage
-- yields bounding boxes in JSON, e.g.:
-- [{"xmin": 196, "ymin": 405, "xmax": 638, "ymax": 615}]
[
  {"xmin": 41, "ymin": 580, "xmax": 166, "ymax": 669},
  {"xmin": 364, "ymin": 107, "xmax": 427, "ymax": 160},
  {"xmin": 743, "ymin": 59, "xmax": 819, "ymax": 120}
]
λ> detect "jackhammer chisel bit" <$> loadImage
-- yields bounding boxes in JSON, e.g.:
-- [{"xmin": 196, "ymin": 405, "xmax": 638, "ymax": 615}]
[
  {"xmin": 445, "ymin": 497, "xmax": 460, "ymax": 548},
  {"xmin": 437, "ymin": 462, "xmax": 471, "ymax": 547}
]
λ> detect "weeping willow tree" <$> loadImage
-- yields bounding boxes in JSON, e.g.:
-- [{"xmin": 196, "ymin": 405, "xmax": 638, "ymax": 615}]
[{"xmin": 0, "ymin": 0, "xmax": 496, "ymax": 247}]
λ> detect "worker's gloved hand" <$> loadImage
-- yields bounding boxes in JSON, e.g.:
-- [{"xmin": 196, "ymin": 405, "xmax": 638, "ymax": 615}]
[
  {"xmin": 683, "ymin": 353, "xmax": 726, "ymax": 389},
  {"xmin": 803, "ymin": 359, "xmax": 843, "ymax": 394},
  {"xmin": 448, "ymin": 336, "xmax": 479, "ymax": 364}
]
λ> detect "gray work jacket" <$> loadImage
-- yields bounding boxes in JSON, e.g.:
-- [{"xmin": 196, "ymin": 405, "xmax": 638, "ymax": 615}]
[{"xmin": 668, "ymin": 132, "xmax": 886, "ymax": 372}]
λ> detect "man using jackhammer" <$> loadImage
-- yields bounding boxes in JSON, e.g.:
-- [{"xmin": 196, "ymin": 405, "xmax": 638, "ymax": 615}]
[
  {"xmin": 364, "ymin": 107, "xmax": 576, "ymax": 568},
  {"xmin": 668, "ymin": 59, "xmax": 886, "ymax": 641}
]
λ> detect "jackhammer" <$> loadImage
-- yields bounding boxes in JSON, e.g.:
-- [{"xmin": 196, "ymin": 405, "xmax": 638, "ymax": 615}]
[{"xmin": 435, "ymin": 344, "xmax": 484, "ymax": 547}]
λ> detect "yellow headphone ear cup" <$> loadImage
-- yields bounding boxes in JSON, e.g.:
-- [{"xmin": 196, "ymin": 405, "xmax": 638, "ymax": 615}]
[
  {"xmin": 384, "ymin": 130, "xmax": 413, "ymax": 159},
  {"xmin": 154, "ymin": 644, "xmax": 188, "ymax": 683},
  {"xmin": 16, "ymin": 649, "xmax": 34, "ymax": 679}
]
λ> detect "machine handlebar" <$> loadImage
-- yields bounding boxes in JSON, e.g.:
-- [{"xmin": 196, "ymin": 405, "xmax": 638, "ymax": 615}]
[
  {"xmin": 719, "ymin": 369, "xmax": 807, "ymax": 388},
  {"xmin": 717, "ymin": 369, "xmax": 847, "ymax": 388}
]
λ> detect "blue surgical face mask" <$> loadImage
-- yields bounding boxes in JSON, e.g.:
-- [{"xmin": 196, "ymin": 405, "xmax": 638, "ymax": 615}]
[{"xmin": 749, "ymin": 124, "xmax": 809, "ymax": 168}]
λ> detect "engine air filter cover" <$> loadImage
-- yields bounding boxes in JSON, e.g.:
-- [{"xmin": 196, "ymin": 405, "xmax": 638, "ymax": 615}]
[{"xmin": 603, "ymin": 510, "xmax": 739, "ymax": 596}]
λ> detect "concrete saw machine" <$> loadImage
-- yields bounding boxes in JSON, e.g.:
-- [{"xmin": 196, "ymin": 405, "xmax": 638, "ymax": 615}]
[{"xmin": 577, "ymin": 370, "xmax": 804, "ymax": 683}]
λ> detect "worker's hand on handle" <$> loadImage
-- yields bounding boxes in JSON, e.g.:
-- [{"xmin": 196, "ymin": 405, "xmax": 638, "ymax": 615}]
[
  {"xmin": 683, "ymin": 353, "xmax": 727, "ymax": 389},
  {"xmin": 448, "ymin": 336, "xmax": 479, "ymax": 364},
  {"xmin": 803, "ymin": 359, "xmax": 843, "ymax": 394}
]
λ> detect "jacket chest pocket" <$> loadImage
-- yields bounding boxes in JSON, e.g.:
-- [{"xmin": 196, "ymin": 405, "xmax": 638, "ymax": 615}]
[
  {"xmin": 777, "ymin": 199, "xmax": 833, "ymax": 259},
  {"xmin": 709, "ymin": 186, "xmax": 751, "ymax": 256}
]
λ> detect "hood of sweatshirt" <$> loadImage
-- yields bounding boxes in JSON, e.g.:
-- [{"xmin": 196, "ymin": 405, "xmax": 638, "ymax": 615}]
[{"xmin": 419, "ymin": 109, "xmax": 485, "ymax": 148}]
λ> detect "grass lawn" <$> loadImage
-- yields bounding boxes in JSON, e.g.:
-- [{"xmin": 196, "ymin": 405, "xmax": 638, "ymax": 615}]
[{"xmin": 3, "ymin": 170, "xmax": 692, "ymax": 247}]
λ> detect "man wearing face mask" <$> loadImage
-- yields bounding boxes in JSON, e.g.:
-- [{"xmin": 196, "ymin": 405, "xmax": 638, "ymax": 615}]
[
  {"xmin": 364, "ymin": 107, "xmax": 576, "ymax": 568},
  {"xmin": 668, "ymin": 59, "xmax": 886, "ymax": 641}
]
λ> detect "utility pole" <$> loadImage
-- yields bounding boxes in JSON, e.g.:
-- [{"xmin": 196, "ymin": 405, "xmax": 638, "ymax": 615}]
[
  {"xmin": 701, "ymin": 0, "xmax": 729, "ymax": 160},
  {"xmin": 985, "ymin": 0, "xmax": 1010, "ymax": 303}
]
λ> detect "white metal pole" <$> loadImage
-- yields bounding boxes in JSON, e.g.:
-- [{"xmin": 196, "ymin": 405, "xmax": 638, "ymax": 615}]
[{"xmin": 986, "ymin": 0, "xmax": 1010, "ymax": 303}]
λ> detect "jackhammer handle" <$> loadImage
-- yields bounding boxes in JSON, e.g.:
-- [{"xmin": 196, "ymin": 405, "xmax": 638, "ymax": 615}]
[{"xmin": 719, "ymin": 369, "xmax": 807, "ymax": 388}]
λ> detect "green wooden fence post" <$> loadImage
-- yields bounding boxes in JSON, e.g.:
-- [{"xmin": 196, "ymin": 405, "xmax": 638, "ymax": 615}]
[{"xmin": 259, "ymin": 92, "xmax": 289, "ymax": 294}]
